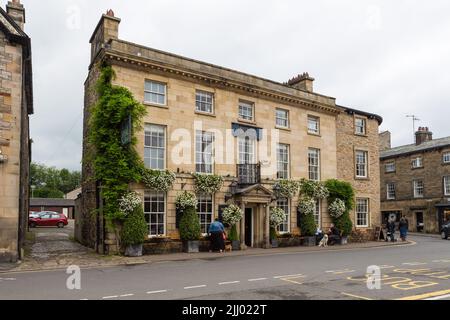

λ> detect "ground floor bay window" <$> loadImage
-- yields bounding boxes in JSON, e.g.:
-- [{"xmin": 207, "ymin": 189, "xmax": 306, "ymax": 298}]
[
  {"xmin": 144, "ymin": 191, "xmax": 166, "ymax": 237},
  {"xmin": 197, "ymin": 194, "xmax": 213, "ymax": 235}
]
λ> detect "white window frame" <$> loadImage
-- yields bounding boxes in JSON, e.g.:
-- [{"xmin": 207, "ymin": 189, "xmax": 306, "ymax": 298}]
[
  {"xmin": 144, "ymin": 80, "xmax": 167, "ymax": 106},
  {"xmin": 238, "ymin": 101, "xmax": 254, "ymax": 121},
  {"xmin": 308, "ymin": 148, "xmax": 321, "ymax": 181},
  {"xmin": 144, "ymin": 191, "xmax": 166, "ymax": 237},
  {"xmin": 238, "ymin": 137, "xmax": 257, "ymax": 165},
  {"xmin": 385, "ymin": 162, "xmax": 396, "ymax": 173},
  {"xmin": 356, "ymin": 198, "xmax": 369, "ymax": 228},
  {"xmin": 387, "ymin": 183, "xmax": 396, "ymax": 200},
  {"xmin": 355, "ymin": 150, "xmax": 368, "ymax": 178},
  {"xmin": 277, "ymin": 144, "xmax": 290, "ymax": 179},
  {"xmin": 307, "ymin": 115, "xmax": 320, "ymax": 134},
  {"xmin": 276, "ymin": 198, "xmax": 290, "ymax": 234},
  {"xmin": 413, "ymin": 180, "xmax": 424, "ymax": 198},
  {"xmin": 444, "ymin": 176, "xmax": 450, "ymax": 196},
  {"xmin": 275, "ymin": 108, "xmax": 289, "ymax": 128},
  {"xmin": 195, "ymin": 90, "xmax": 214, "ymax": 114},
  {"xmin": 443, "ymin": 152, "xmax": 450, "ymax": 164},
  {"xmin": 355, "ymin": 117, "xmax": 366, "ymax": 135},
  {"xmin": 314, "ymin": 199, "xmax": 321, "ymax": 228},
  {"xmin": 412, "ymin": 157, "xmax": 423, "ymax": 169},
  {"xmin": 197, "ymin": 194, "xmax": 213, "ymax": 235},
  {"xmin": 144, "ymin": 124, "xmax": 166, "ymax": 170},
  {"xmin": 195, "ymin": 130, "xmax": 214, "ymax": 174}
]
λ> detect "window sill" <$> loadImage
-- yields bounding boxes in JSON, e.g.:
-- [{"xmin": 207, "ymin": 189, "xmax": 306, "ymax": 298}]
[
  {"xmin": 411, "ymin": 166, "xmax": 424, "ymax": 170},
  {"xmin": 385, "ymin": 171, "xmax": 396, "ymax": 174},
  {"xmin": 307, "ymin": 131, "xmax": 321, "ymax": 137},
  {"xmin": 237, "ymin": 118, "xmax": 257, "ymax": 126},
  {"xmin": 354, "ymin": 133, "xmax": 368, "ymax": 137},
  {"xmin": 355, "ymin": 177, "xmax": 370, "ymax": 181},
  {"xmin": 195, "ymin": 111, "xmax": 216, "ymax": 118},
  {"xmin": 143, "ymin": 102, "xmax": 169, "ymax": 109},
  {"xmin": 275, "ymin": 126, "xmax": 291, "ymax": 132}
]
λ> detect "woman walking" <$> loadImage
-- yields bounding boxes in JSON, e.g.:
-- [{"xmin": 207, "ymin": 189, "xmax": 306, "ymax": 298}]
[
  {"xmin": 208, "ymin": 218, "xmax": 226, "ymax": 253},
  {"xmin": 399, "ymin": 216, "xmax": 409, "ymax": 241}
]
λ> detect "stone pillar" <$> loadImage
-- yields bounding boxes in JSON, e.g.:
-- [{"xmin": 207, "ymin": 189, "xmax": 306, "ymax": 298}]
[
  {"xmin": 264, "ymin": 204, "xmax": 271, "ymax": 249},
  {"xmin": 240, "ymin": 202, "xmax": 247, "ymax": 250}
]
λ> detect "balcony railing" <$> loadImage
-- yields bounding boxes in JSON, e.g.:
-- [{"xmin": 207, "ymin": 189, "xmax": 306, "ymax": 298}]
[{"xmin": 237, "ymin": 164, "xmax": 261, "ymax": 186}]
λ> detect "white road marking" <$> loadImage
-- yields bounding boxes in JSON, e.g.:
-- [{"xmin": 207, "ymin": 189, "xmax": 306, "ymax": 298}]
[
  {"xmin": 120, "ymin": 294, "xmax": 134, "ymax": 297},
  {"xmin": 218, "ymin": 281, "xmax": 240, "ymax": 285},
  {"xmin": 425, "ymin": 294, "xmax": 450, "ymax": 300},
  {"xmin": 432, "ymin": 259, "xmax": 450, "ymax": 263},
  {"xmin": 379, "ymin": 265, "xmax": 395, "ymax": 269},
  {"xmin": 248, "ymin": 278, "xmax": 268, "ymax": 282},
  {"xmin": 0, "ymin": 278, "xmax": 16, "ymax": 281},
  {"xmin": 273, "ymin": 274, "xmax": 304, "ymax": 279},
  {"xmin": 146, "ymin": 290, "xmax": 168, "ymax": 294},
  {"xmin": 326, "ymin": 269, "xmax": 355, "ymax": 275},
  {"xmin": 102, "ymin": 295, "xmax": 118, "ymax": 299},
  {"xmin": 184, "ymin": 285, "xmax": 207, "ymax": 290},
  {"xmin": 402, "ymin": 262, "xmax": 427, "ymax": 266}
]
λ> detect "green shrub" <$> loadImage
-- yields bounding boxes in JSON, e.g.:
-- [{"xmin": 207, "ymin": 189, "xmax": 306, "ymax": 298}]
[
  {"xmin": 335, "ymin": 213, "xmax": 353, "ymax": 237},
  {"xmin": 228, "ymin": 224, "xmax": 239, "ymax": 242},
  {"xmin": 179, "ymin": 206, "xmax": 201, "ymax": 241},
  {"xmin": 121, "ymin": 205, "xmax": 148, "ymax": 246},
  {"xmin": 325, "ymin": 179, "xmax": 355, "ymax": 212},
  {"xmin": 270, "ymin": 227, "xmax": 277, "ymax": 240},
  {"xmin": 299, "ymin": 212, "xmax": 317, "ymax": 237}
]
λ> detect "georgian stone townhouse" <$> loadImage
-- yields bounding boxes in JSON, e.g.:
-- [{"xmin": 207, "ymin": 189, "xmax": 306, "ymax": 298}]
[{"xmin": 79, "ymin": 11, "xmax": 382, "ymax": 253}]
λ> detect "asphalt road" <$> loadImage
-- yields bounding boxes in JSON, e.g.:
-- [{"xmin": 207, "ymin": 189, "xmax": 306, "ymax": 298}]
[{"xmin": 1, "ymin": 236, "xmax": 450, "ymax": 301}]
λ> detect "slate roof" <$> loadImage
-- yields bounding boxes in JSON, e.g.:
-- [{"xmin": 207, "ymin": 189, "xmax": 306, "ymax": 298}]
[{"xmin": 380, "ymin": 136, "xmax": 450, "ymax": 159}]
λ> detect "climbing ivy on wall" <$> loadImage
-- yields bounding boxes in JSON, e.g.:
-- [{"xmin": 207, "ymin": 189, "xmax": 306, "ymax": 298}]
[{"xmin": 88, "ymin": 65, "xmax": 147, "ymax": 222}]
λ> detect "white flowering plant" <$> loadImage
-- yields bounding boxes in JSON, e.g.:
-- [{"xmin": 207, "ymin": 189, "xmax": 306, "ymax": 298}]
[
  {"xmin": 298, "ymin": 197, "xmax": 316, "ymax": 216},
  {"xmin": 270, "ymin": 207, "xmax": 287, "ymax": 229},
  {"xmin": 328, "ymin": 198, "xmax": 346, "ymax": 219},
  {"xmin": 141, "ymin": 169, "xmax": 176, "ymax": 192},
  {"xmin": 175, "ymin": 191, "xmax": 198, "ymax": 210},
  {"xmin": 193, "ymin": 173, "xmax": 224, "ymax": 194},
  {"xmin": 222, "ymin": 204, "xmax": 244, "ymax": 226},
  {"xmin": 119, "ymin": 191, "xmax": 142, "ymax": 216},
  {"xmin": 273, "ymin": 180, "xmax": 299, "ymax": 199},
  {"xmin": 299, "ymin": 179, "xmax": 329, "ymax": 199}
]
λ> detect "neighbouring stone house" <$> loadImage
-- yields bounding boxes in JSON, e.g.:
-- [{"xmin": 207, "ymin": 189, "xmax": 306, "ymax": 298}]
[
  {"xmin": 78, "ymin": 11, "xmax": 382, "ymax": 254},
  {"xmin": 0, "ymin": 0, "xmax": 33, "ymax": 262},
  {"xmin": 380, "ymin": 128, "xmax": 450, "ymax": 233}
]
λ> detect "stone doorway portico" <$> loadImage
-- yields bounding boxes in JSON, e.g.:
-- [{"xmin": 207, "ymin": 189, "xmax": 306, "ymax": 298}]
[{"xmin": 232, "ymin": 184, "xmax": 275, "ymax": 249}]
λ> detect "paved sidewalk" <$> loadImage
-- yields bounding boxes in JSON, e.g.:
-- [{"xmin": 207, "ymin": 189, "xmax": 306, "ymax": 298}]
[
  {"xmin": 0, "ymin": 239, "xmax": 414, "ymax": 274},
  {"xmin": 408, "ymin": 232, "xmax": 441, "ymax": 239}
]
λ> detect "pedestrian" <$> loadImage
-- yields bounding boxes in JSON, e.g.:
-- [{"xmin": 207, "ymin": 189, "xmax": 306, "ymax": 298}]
[
  {"xmin": 327, "ymin": 223, "xmax": 341, "ymax": 245},
  {"xmin": 208, "ymin": 218, "xmax": 226, "ymax": 253},
  {"xmin": 399, "ymin": 216, "xmax": 409, "ymax": 241},
  {"xmin": 387, "ymin": 219, "xmax": 396, "ymax": 242}
]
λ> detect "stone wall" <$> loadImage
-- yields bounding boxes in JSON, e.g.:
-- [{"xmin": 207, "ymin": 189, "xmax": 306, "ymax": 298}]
[{"xmin": 336, "ymin": 111, "xmax": 381, "ymax": 230}]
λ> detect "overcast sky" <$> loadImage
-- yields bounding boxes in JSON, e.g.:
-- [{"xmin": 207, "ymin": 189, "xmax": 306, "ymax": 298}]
[{"xmin": 14, "ymin": 0, "xmax": 450, "ymax": 171}]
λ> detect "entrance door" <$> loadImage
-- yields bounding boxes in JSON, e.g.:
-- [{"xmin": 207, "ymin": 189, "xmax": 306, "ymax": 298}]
[
  {"xmin": 245, "ymin": 208, "xmax": 253, "ymax": 247},
  {"xmin": 416, "ymin": 212, "xmax": 424, "ymax": 232}
]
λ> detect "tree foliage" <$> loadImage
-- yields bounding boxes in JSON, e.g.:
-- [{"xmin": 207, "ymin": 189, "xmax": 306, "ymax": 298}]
[
  {"xmin": 179, "ymin": 206, "xmax": 201, "ymax": 241},
  {"xmin": 30, "ymin": 163, "xmax": 81, "ymax": 198},
  {"xmin": 325, "ymin": 179, "xmax": 355, "ymax": 236}
]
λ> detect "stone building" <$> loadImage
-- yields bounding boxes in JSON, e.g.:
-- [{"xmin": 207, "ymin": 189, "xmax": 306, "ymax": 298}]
[
  {"xmin": 79, "ymin": 11, "xmax": 382, "ymax": 253},
  {"xmin": 380, "ymin": 128, "xmax": 450, "ymax": 233},
  {"xmin": 0, "ymin": 0, "xmax": 33, "ymax": 262}
]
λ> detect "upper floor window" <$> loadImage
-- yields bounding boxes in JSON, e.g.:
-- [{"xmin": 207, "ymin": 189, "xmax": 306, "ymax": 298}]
[
  {"xmin": 413, "ymin": 180, "xmax": 424, "ymax": 198},
  {"xmin": 355, "ymin": 150, "xmax": 368, "ymax": 178},
  {"xmin": 385, "ymin": 162, "xmax": 396, "ymax": 173},
  {"xmin": 238, "ymin": 101, "xmax": 254, "ymax": 121},
  {"xmin": 307, "ymin": 115, "xmax": 320, "ymax": 134},
  {"xmin": 356, "ymin": 198, "xmax": 369, "ymax": 227},
  {"xmin": 276, "ymin": 198, "xmax": 290, "ymax": 233},
  {"xmin": 443, "ymin": 152, "xmax": 450, "ymax": 164},
  {"xmin": 355, "ymin": 117, "xmax": 366, "ymax": 135},
  {"xmin": 412, "ymin": 157, "xmax": 423, "ymax": 169},
  {"xmin": 144, "ymin": 124, "xmax": 165, "ymax": 170},
  {"xmin": 238, "ymin": 137, "xmax": 256, "ymax": 165},
  {"xmin": 275, "ymin": 108, "xmax": 289, "ymax": 128},
  {"xmin": 144, "ymin": 80, "xmax": 166, "ymax": 105},
  {"xmin": 308, "ymin": 148, "xmax": 321, "ymax": 181},
  {"xmin": 387, "ymin": 183, "xmax": 396, "ymax": 200},
  {"xmin": 277, "ymin": 144, "xmax": 290, "ymax": 179},
  {"xmin": 195, "ymin": 131, "xmax": 214, "ymax": 174},
  {"xmin": 195, "ymin": 90, "xmax": 214, "ymax": 114},
  {"xmin": 444, "ymin": 176, "xmax": 450, "ymax": 196}
]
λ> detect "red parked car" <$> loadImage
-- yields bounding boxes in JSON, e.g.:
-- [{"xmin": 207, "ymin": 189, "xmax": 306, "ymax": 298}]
[{"xmin": 29, "ymin": 212, "xmax": 68, "ymax": 228}]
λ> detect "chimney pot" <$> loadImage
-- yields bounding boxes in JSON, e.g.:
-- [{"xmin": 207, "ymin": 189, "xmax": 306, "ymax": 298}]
[
  {"xmin": 286, "ymin": 72, "xmax": 315, "ymax": 92},
  {"xmin": 415, "ymin": 126, "xmax": 433, "ymax": 145}
]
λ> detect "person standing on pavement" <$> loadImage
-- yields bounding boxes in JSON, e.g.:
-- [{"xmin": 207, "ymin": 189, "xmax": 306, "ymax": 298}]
[
  {"xmin": 399, "ymin": 216, "xmax": 409, "ymax": 241},
  {"xmin": 387, "ymin": 219, "xmax": 396, "ymax": 242},
  {"xmin": 208, "ymin": 218, "xmax": 226, "ymax": 253}
]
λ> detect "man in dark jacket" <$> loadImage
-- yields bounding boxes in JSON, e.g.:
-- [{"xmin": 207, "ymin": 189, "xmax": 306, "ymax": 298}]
[
  {"xmin": 387, "ymin": 220, "xmax": 396, "ymax": 242},
  {"xmin": 328, "ymin": 224, "xmax": 341, "ymax": 245}
]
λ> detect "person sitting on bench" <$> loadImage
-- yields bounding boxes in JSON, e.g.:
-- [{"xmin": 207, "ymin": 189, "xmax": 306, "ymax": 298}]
[{"xmin": 328, "ymin": 224, "xmax": 341, "ymax": 245}]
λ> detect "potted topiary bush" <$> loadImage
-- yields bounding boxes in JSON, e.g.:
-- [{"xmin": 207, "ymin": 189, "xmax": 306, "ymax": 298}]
[
  {"xmin": 270, "ymin": 207, "xmax": 287, "ymax": 248},
  {"xmin": 179, "ymin": 205, "xmax": 202, "ymax": 253},
  {"xmin": 222, "ymin": 204, "xmax": 243, "ymax": 251},
  {"xmin": 297, "ymin": 197, "xmax": 317, "ymax": 246},
  {"xmin": 119, "ymin": 192, "xmax": 147, "ymax": 257}
]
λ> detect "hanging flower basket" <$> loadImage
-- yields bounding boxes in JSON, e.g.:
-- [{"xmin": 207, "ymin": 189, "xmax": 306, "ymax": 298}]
[
  {"xmin": 328, "ymin": 198, "xmax": 346, "ymax": 219},
  {"xmin": 299, "ymin": 179, "xmax": 329, "ymax": 199},
  {"xmin": 222, "ymin": 204, "xmax": 244, "ymax": 226},
  {"xmin": 273, "ymin": 180, "xmax": 299, "ymax": 199},
  {"xmin": 141, "ymin": 169, "xmax": 176, "ymax": 192},
  {"xmin": 192, "ymin": 173, "xmax": 224, "ymax": 194},
  {"xmin": 270, "ymin": 207, "xmax": 287, "ymax": 229},
  {"xmin": 297, "ymin": 197, "xmax": 316, "ymax": 216},
  {"xmin": 175, "ymin": 191, "xmax": 198, "ymax": 210},
  {"xmin": 118, "ymin": 191, "xmax": 142, "ymax": 217}
]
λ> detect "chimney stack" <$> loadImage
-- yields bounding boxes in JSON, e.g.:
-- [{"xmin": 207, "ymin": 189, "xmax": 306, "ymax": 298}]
[
  {"xmin": 379, "ymin": 131, "xmax": 392, "ymax": 151},
  {"xmin": 286, "ymin": 73, "xmax": 315, "ymax": 92},
  {"xmin": 89, "ymin": 10, "xmax": 121, "ymax": 62},
  {"xmin": 6, "ymin": 0, "xmax": 25, "ymax": 30},
  {"xmin": 415, "ymin": 127, "xmax": 433, "ymax": 145}
]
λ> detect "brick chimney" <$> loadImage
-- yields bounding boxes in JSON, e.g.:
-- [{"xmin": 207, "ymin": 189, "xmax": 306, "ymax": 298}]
[
  {"xmin": 89, "ymin": 10, "xmax": 121, "ymax": 62},
  {"xmin": 415, "ymin": 127, "xmax": 433, "ymax": 145},
  {"xmin": 286, "ymin": 73, "xmax": 315, "ymax": 92},
  {"xmin": 6, "ymin": 0, "xmax": 25, "ymax": 30},
  {"xmin": 379, "ymin": 131, "xmax": 391, "ymax": 151}
]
